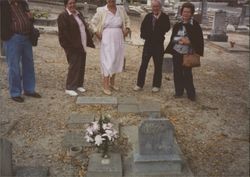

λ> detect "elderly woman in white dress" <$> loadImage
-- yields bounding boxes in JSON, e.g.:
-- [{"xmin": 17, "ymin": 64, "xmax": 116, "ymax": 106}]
[{"xmin": 91, "ymin": 0, "xmax": 130, "ymax": 95}]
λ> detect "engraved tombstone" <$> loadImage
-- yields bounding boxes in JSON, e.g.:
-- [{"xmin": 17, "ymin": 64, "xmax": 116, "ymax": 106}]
[
  {"xmin": 139, "ymin": 119, "xmax": 173, "ymax": 155},
  {"xmin": 208, "ymin": 10, "xmax": 228, "ymax": 42},
  {"xmin": 133, "ymin": 119, "xmax": 183, "ymax": 176}
]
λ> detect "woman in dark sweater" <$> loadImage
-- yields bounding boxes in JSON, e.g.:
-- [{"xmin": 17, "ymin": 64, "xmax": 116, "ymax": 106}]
[{"xmin": 165, "ymin": 2, "xmax": 204, "ymax": 101}]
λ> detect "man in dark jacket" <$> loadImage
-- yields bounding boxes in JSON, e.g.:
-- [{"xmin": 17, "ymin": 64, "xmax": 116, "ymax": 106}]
[
  {"xmin": 133, "ymin": 0, "xmax": 170, "ymax": 92},
  {"xmin": 0, "ymin": 0, "xmax": 41, "ymax": 103}
]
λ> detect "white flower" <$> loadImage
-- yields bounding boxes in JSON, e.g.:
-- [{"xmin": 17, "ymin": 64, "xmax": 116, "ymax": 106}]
[
  {"xmin": 92, "ymin": 121, "xmax": 99, "ymax": 132},
  {"xmin": 95, "ymin": 135, "xmax": 105, "ymax": 146},
  {"xmin": 85, "ymin": 135, "xmax": 94, "ymax": 143},
  {"xmin": 103, "ymin": 123, "xmax": 113, "ymax": 130},
  {"xmin": 86, "ymin": 126, "xmax": 94, "ymax": 135},
  {"xmin": 102, "ymin": 129, "xmax": 118, "ymax": 141}
]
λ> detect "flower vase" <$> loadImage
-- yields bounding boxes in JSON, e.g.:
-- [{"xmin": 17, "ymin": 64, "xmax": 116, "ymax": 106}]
[{"xmin": 100, "ymin": 140, "xmax": 110, "ymax": 164}]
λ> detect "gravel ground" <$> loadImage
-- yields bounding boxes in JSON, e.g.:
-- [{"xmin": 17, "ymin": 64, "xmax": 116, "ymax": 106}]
[{"xmin": 0, "ymin": 6, "xmax": 249, "ymax": 177}]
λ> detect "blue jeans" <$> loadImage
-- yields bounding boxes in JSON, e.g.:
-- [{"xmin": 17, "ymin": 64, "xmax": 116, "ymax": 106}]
[{"xmin": 4, "ymin": 34, "xmax": 36, "ymax": 97}]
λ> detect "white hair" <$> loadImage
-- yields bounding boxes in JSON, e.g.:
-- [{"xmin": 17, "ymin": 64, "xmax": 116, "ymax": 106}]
[{"xmin": 151, "ymin": 0, "xmax": 162, "ymax": 7}]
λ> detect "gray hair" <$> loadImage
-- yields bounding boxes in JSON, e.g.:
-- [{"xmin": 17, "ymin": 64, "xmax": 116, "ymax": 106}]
[{"xmin": 151, "ymin": 0, "xmax": 162, "ymax": 7}]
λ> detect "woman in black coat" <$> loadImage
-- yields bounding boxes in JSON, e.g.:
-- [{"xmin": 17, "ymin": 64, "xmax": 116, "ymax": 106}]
[{"xmin": 165, "ymin": 2, "xmax": 204, "ymax": 101}]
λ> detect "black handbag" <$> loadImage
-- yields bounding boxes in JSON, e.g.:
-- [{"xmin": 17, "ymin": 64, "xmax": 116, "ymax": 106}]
[{"xmin": 29, "ymin": 25, "xmax": 40, "ymax": 46}]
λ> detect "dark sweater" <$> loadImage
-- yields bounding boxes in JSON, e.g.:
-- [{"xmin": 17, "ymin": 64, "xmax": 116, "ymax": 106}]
[
  {"xmin": 0, "ymin": 0, "xmax": 30, "ymax": 41},
  {"xmin": 140, "ymin": 12, "xmax": 170, "ymax": 46},
  {"xmin": 165, "ymin": 20, "xmax": 204, "ymax": 56},
  {"xmin": 57, "ymin": 10, "xmax": 95, "ymax": 51}
]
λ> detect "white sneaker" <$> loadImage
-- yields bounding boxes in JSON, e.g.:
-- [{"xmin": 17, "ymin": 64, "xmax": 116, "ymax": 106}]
[
  {"xmin": 152, "ymin": 87, "xmax": 160, "ymax": 93},
  {"xmin": 133, "ymin": 85, "xmax": 142, "ymax": 91},
  {"xmin": 65, "ymin": 90, "xmax": 78, "ymax": 96},
  {"xmin": 77, "ymin": 87, "xmax": 86, "ymax": 93}
]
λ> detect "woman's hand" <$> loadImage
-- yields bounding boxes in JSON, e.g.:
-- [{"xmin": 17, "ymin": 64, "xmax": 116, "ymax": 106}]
[
  {"xmin": 179, "ymin": 37, "xmax": 190, "ymax": 45},
  {"xmin": 95, "ymin": 32, "xmax": 102, "ymax": 41},
  {"xmin": 123, "ymin": 28, "xmax": 130, "ymax": 37}
]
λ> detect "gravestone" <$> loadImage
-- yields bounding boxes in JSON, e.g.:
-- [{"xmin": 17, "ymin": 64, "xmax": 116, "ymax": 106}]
[
  {"xmin": 162, "ymin": 55, "xmax": 173, "ymax": 73},
  {"xmin": 116, "ymin": 0, "xmax": 122, "ymax": 4},
  {"xmin": 86, "ymin": 153, "xmax": 122, "ymax": 177},
  {"xmin": 208, "ymin": 10, "xmax": 228, "ymax": 42},
  {"xmin": 133, "ymin": 119, "xmax": 183, "ymax": 176},
  {"xmin": 82, "ymin": 2, "xmax": 89, "ymax": 17},
  {"xmin": 201, "ymin": 0, "xmax": 209, "ymax": 25},
  {"xmin": 0, "ymin": 138, "xmax": 13, "ymax": 177}
]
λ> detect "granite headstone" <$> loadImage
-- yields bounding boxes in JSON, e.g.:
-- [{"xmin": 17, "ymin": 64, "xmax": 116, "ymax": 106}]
[
  {"xmin": 208, "ymin": 10, "xmax": 228, "ymax": 42},
  {"xmin": 133, "ymin": 119, "xmax": 183, "ymax": 176}
]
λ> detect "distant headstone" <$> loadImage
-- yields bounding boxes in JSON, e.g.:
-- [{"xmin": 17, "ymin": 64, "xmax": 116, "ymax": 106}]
[
  {"xmin": 208, "ymin": 10, "xmax": 228, "ymax": 42},
  {"xmin": 116, "ymin": 0, "xmax": 122, "ymax": 4},
  {"xmin": 0, "ymin": 138, "xmax": 13, "ymax": 177},
  {"xmin": 86, "ymin": 153, "xmax": 122, "ymax": 177},
  {"xmin": 133, "ymin": 119, "xmax": 183, "ymax": 176},
  {"xmin": 83, "ymin": 2, "xmax": 89, "ymax": 17},
  {"xmin": 162, "ymin": 56, "xmax": 173, "ymax": 73},
  {"xmin": 201, "ymin": 0, "xmax": 209, "ymax": 25},
  {"xmin": 124, "ymin": 0, "xmax": 130, "ymax": 12}
]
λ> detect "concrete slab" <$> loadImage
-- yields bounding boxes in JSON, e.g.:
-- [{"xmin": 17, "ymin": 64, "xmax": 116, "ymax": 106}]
[
  {"xmin": 15, "ymin": 166, "xmax": 49, "ymax": 177},
  {"xmin": 76, "ymin": 97, "xmax": 117, "ymax": 105},
  {"xmin": 118, "ymin": 104, "xmax": 140, "ymax": 113},
  {"xmin": 209, "ymin": 41, "xmax": 249, "ymax": 52},
  {"xmin": 67, "ymin": 113, "xmax": 95, "ymax": 129},
  {"xmin": 138, "ymin": 102, "xmax": 161, "ymax": 118},
  {"xmin": 86, "ymin": 153, "xmax": 122, "ymax": 177},
  {"xmin": 62, "ymin": 132, "xmax": 91, "ymax": 149},
  {"xmin": 117, "ymin": 97, "xmax": 138, "ymax": 105}
]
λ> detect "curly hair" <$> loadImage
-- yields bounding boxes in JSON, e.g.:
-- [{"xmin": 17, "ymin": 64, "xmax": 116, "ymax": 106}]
[
  {"xmin": 64, "ymin": 0, "xmax": 77, "ymax": 6},
  {"xmin": 180, "ymin": 2, "xmax": 195, "ymax": 15}
]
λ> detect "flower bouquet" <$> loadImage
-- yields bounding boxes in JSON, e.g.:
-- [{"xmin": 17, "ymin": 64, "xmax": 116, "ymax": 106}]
[{"xmin": 84, "ymin": 114, "xmax": 118, "ymax": 158}]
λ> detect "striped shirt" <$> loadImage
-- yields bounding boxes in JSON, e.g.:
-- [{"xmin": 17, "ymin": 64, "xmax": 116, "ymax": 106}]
[{"xmin": 10, "ymin": 0, "xmax": 31, "ymax": 35}]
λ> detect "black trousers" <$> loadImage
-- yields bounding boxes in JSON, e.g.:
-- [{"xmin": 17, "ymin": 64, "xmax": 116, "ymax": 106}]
[
  {"xmin": 65, "ymin": 49, "xmax": 86, "ymax": 90},
  {"xmin": 172, "ymin": 50, "xmax": 195, "ymax": 97},
  {"xmin": 136, "ymin": 43, "xmax": 164, "ymax": 88}
]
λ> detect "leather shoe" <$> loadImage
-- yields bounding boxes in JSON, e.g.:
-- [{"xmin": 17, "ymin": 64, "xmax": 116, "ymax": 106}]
[
  {"xmin": 173, "ymin": 94, "xmax": 183, "ymax": 98},
  {"xmin": 188, "ymin": 95, "xmax": 196, "ymax": 101},
  {"xmin": 11, "ymin": 96, "xmax": 24, "ymax": 103},
  {"xmin": 24, "ymin": 92, "xmax": 41, "ymax": 98}
]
